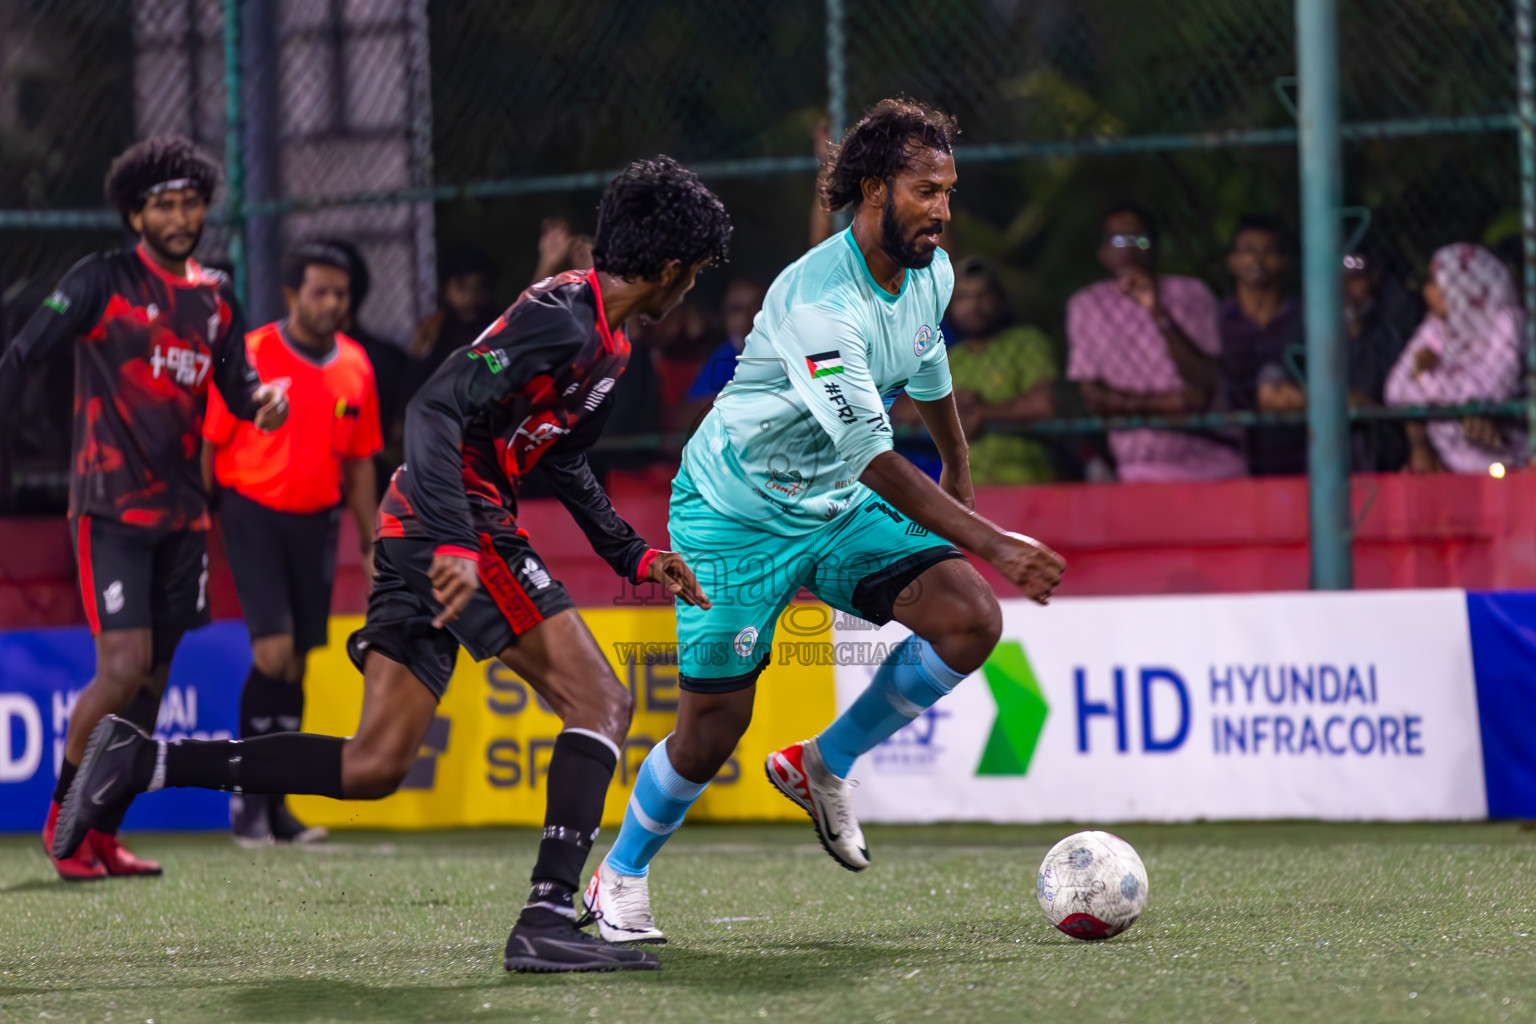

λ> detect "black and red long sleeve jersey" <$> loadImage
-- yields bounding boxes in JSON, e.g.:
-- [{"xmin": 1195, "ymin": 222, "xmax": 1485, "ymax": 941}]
[
  {"xmin": 0, "ymin": 243, "xmax": 260, "ymax": 530},
  {"xmin": 379, "ymin": 268, "xmax": 654, "ymax": 580}
]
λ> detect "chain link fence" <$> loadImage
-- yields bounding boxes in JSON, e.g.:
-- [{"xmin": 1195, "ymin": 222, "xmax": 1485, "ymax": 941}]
[{"xmin": 1, "ymin": 0, "xmax": 1531, "ymax": 510}]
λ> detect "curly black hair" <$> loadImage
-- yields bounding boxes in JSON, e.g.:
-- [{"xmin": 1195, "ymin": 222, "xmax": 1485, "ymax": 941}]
[
  {"xmin": 822, "ymin": 98, "xmax": 959, "ymax": 213},
  {"xmin": 105, "ymin": 134, "xmax": 222, "ymax": 227},
  {"xmin": 591, "ymin": 156, "xmax": 732, "ymax": 280}
]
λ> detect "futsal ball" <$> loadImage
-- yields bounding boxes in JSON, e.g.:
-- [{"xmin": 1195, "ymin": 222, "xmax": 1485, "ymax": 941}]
[{"xmin": 1036, "ymin": 830, "xmax": 1148, "ymax": 940}]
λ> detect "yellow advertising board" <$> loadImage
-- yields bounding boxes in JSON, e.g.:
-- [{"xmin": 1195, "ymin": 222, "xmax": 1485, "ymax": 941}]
[{"xmin": 290, "ymin": 606, "xmax": 836, "ymax": 828}]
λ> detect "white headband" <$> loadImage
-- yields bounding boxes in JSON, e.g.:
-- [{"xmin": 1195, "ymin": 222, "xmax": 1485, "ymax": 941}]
[{"xmin": 141, "ymin": 178, "xmax": 198, "ymax": 199}]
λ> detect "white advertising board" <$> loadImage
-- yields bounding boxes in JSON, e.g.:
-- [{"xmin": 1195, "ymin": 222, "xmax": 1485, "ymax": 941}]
[{"xmin": 832, "ymin": 590, "xmax": 1487, "ymax": 822}]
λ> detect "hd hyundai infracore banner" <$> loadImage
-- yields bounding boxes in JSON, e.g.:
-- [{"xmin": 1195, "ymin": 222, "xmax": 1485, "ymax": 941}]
[{"xmin": 834, "ymin": 590, "xmax": 1536, "ymax": 823}]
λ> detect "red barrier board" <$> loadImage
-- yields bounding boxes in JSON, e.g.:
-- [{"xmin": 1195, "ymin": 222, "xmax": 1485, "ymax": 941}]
[{"xmin": 2, "ymin": 469, "xmax": 1532, "ymax": 630}]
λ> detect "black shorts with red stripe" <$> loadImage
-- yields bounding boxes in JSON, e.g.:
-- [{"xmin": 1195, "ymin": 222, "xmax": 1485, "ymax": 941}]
[
  {"xmin": 71, "ymin": 515, "xmax": 212, "ymax": 668},
  {"xmin": 346, "ymin": 527, "xmax": 574, "ymax": 699}
]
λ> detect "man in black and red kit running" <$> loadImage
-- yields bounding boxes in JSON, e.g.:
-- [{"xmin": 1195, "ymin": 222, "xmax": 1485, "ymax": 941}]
[
  {"xmin": 56, "ymin": 156, "xmax": 732, "ymax": 973},
  {"xmin": 0, "ymin": 134, "xmax": 288, "ymax": 881}
]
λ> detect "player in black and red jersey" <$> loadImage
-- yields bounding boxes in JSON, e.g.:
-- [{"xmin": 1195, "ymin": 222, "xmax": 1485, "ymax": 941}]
[
  {"xmin": 0, "ymin": 135, "xmax": 288, "ymax": 881},
  {"xmin": 58, "ymin": 157, "xmax": 731, "ymax": 973}
]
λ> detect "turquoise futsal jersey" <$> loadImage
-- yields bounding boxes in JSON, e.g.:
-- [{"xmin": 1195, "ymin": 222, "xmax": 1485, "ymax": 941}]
[{"xmin": 683, "ymin": 228, "xmax": 954, "ymax": 536}]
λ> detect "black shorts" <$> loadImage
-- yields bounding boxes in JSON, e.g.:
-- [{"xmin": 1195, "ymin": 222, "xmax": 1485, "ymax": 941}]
[
  {"xmin": 72, "ymin": 515, "xmax": 210, "ymax": 667},
  {"xmin": 347, "ymin": 528, "xmax": 575, "ymax": 699},
  {"xmin": 219, "ymin": 489, "xmax": 341, "ymax": 653}
]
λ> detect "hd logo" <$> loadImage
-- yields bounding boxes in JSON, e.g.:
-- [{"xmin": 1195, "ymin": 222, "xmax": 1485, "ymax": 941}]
[{"xmin": 975, "ymin": 641, "xmax": 1050, "ymax": 776}]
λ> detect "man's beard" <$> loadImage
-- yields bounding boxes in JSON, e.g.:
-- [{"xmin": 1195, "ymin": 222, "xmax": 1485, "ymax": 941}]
[
  {"xmin": 146, "ymin": 224, "xmax": 203, "ymax": 262},
  {"xmin": 879, "ymin": 200, "xmax": 940, "ymax": 270}
]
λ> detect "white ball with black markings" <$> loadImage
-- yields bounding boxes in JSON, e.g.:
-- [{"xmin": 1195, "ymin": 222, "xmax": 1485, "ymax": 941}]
[{"xmin": 1036, "ymin": 830, "xmax": 1148, "ymax": 940}]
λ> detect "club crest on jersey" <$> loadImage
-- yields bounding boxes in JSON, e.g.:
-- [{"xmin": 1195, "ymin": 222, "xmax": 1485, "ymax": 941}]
[
  {"xmin": 734, "ymin": 626, "xmax": 759, "ymax": 658},
  {"xmin": 913, "ymin": 325, "xmax": 935, "ymax": 355},
  {"xmin": 469, "ymin": 346, "xmax": 510, "ymax": 373},
  {"xmin": 806, "ymin": 350, "xmax": 843, "ymax": 378}
]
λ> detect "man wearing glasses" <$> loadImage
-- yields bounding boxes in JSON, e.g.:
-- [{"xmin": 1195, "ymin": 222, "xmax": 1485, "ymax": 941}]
[{"xmin": 1066, "ymin": 203, "xmax": 1245, "ymax": 482}]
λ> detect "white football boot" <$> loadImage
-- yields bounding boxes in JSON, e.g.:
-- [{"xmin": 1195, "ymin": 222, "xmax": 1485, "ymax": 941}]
[
  {"xmin": 765, "ymin": 737, "xmax": 870, "ymax": 871},
  {"xmin": 582, "ymin": 861, "xmax": 667, "ymax": 945}
]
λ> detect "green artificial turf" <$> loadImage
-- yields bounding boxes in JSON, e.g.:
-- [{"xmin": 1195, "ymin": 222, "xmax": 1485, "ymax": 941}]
[{"xmin": 1, "ymin": 822, "xmax": 1533, "ymax": 1022}]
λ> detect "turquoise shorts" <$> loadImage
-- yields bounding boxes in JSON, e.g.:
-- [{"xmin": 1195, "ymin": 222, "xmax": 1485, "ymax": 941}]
[{"xmin": 670, "ymin": 463, "xmax": 962, "ymax": 693}]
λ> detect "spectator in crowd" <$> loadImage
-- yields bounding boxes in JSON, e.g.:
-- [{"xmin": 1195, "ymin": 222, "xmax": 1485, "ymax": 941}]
[
  {"xmin": 532, "ymin": 217, "xmax": 595, "ymax": 283},
  {"xmin": 1067, "ymin": 203, "xmax": 1245, "ymax": 482},
  {"xmin": 320, "ymin": 238, "xmax": 408, "ymax": 498},
  {"xmin": 1255, "ymin": 245, "xmax": 1419, "ymax": 472},
  {"xmin": 940, "ymin": 257, "xmax": 1057, "ymax": 484},
  {"xmin": 1386, "ymin": 242, "xmax": 1527, "ymax": 474},
  {"xmin": 1217, "ymin": 215, "xmax": 1305, "ymax": 475},
  {"xmin": 677, "ymin": 277, "xmax": 765, "ymax": 429},
  {"xmin": 406, "ymin": 244, "xmax": 498, "ymax": 389}
]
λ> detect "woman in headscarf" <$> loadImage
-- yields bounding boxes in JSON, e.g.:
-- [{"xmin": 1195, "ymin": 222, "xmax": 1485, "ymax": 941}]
[{"xmin": 1385, "ymin": 243, "xmax": 1527, "ymax": 473}]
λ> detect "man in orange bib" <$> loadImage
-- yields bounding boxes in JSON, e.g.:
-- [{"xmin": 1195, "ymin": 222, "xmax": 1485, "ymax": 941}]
[{"xmin": 202, "ymin": 243, "xmax": 383, "ymax": 845}]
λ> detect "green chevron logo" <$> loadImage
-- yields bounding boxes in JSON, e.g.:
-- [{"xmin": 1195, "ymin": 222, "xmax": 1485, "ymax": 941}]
[{"xmin": 975, "ymin": 640, "xmax": 1050, "ymax": 776}]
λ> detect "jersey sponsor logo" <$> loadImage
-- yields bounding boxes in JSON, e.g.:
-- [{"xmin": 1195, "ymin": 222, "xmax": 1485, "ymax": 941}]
[
  {"xmin": 582, "ymin": 376, "xmax": 616, "ymax": 412},
  {"xmin": 764, "ymin": 466, "xmax": 806, "ymax": 498},
  {"xmin": 905, "ymin": 521, "xmax": 929, "ymax": 537},
  {"xmin": 913, "ymin": 325, "xmax": 935, "ymax": 355},
  {"xmin": 149, "ymin": 342, "xmax": 213, "ymax": 387},
  {"xmin": 103, "ymin": 580, "xmax": 125, "ymax": 615},
  {"xmin": 469, "ymin": 346, "xmax": 510, "ymax": 373},
  {"xmin": 516, "ymin": 418, "xmax": 569, "ymax": 447},
  {"xmin": 44, "ymin": 291, "xmax": 70, "ymax": 314},
  {"xmin": 521, "ymin": 557, "xmax": 552, "ymax": 591},
  {"xmin": 733, "ymin": 626, "xmax": 759, "ymax": 659},
  {"xmin": 806, "ymin": 350, "xmax": 844, "ymax": 378}
]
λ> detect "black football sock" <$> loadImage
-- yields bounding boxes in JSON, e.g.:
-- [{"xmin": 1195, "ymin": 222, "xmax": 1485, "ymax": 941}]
[
  {"xmin": 275, "ymin": 677, "xmax": 305, "ymax": 734},
  {"xmin": 96, "ymin": 687, "xmax": 163, "ymax": 835},
  {"xmin": 154, "ymin": 734, "xmax": 345, "ymax": 799},
  {"xmin": 239, "ymin": 666, "xmax": 285, "ymax": 739},
  {"xmin": 519, "ymin": 730, "xmax": 618, "ymax": 927},
  {"xmin": 52, "ymin": 759, "xmax": 79, "ymax": 806}
]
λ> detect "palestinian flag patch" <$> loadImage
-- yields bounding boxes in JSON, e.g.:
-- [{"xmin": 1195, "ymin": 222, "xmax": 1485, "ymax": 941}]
[{"xmin": 806, "ymin": 350, "xmax": 844, "ymax": 378}]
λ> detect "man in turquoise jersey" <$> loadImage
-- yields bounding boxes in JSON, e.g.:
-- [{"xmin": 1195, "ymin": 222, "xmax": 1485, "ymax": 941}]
[{"xmin": 583, "ymin": 99, "xmax": 1066, "ymax": 943}]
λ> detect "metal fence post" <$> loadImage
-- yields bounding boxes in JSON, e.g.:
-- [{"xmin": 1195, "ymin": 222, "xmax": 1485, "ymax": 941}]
[
  {"xmin": 240, "ymin": 0, "xmax": 282, "ymax": 326},
  {"xmin": 1518, "ymin": 0, "xmax": 1536, "ymax": 460},
  {"xmin": 826, "ymin": 0, "xmax": 848, "ymax": 231},
  {"xmin": 1297, "ymin": 0, "xmax": 1351, "ymax": 589},
  {"xmin": 220, "ymin": 0, "xmax": 247, "ymax": 310}
]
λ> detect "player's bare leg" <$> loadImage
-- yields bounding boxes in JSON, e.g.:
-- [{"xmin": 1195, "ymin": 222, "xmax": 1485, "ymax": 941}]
[
  {"xmin": 53, "ymin": 648, "xmax": 436, "ymax": 864},
  {"xmin": 495, "ymin": 609, "xmax": 659, "ymax": 972},
  {"xmin": 769, "ymin": 558, "xmax": 1001, "ymax": 869},
  {"xmin": 45, "ymin": 628, "xmax": 166, "ymax": 880}
]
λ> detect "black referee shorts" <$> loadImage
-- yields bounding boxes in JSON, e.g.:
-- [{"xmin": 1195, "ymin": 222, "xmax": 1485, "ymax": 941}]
[
  {"xmin": 346, "ymin": 527, "xmax": 574, "ymax": 700},
  {"xmin": 219, "ymin": 489, "xmax": 341, "ymax": 654}
]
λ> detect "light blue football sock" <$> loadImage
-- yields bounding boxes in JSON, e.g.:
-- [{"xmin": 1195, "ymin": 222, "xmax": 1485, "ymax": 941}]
[
  {"xmin": 603, "ymin": 736, "xmax": 709, "ymax": 878},
  {"xmin": 816, "ymin": 635, "xmax": 968, "ymax": 778}
]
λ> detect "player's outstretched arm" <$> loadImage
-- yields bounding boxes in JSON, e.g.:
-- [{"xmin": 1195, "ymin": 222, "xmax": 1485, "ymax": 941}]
[{"xmin": 859, "ymin": 450, "xmax": 1064, "ymax": 604}]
